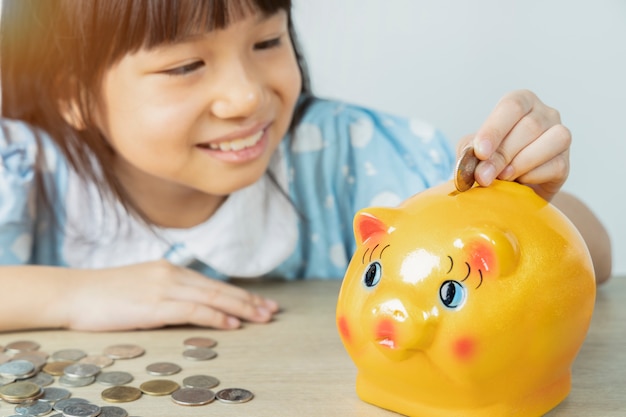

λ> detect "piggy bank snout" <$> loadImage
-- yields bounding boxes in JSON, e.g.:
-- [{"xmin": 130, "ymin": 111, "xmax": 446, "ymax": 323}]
[{"xmin": 370, "ymin": 298, "xmax": 438, "ymax": 356}]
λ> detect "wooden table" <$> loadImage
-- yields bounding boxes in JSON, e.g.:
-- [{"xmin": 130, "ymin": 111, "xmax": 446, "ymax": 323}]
[{"xmin": 0, "ymin": 277, "xmax": 624, "ymax": 417}]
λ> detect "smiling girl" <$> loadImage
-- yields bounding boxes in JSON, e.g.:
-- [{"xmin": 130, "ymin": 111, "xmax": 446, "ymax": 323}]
[{"xmin": 0, "ymin": 0, "xmax": 611, "ymax": 332}]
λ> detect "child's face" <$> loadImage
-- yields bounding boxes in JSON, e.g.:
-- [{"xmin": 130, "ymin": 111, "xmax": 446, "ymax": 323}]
[{"xmin": 94, "ymin": 9, "xmax": 301, "ymax": 198}]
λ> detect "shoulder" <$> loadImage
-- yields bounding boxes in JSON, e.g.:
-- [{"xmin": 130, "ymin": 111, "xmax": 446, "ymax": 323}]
[{"xmin": 0, "ymin": 118, "xmax": 67, "ymax": 176}]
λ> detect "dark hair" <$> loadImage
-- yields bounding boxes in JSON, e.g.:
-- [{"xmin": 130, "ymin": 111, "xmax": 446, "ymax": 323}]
[{"xmin": 1, "ymin": 0, "xmax": 312, "ymax": 222}]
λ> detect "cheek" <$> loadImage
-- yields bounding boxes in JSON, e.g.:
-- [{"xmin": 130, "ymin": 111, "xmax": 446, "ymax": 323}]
[
  {"xmin": 453, "ymin": 336, "xmax": 477, "ymax": 361},
  {"xmin": 337, "ymin": 315, "xmax": 352, "ymax": 344}
]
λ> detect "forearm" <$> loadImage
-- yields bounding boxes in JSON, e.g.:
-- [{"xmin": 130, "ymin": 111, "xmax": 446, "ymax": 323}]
[
  {"xmin": 0, "ymin": 265, "xmax": 78, "ymax": 331},
  {"xmin": 551, "ymin": 192, "xmax": 613, "ymax": 284}
]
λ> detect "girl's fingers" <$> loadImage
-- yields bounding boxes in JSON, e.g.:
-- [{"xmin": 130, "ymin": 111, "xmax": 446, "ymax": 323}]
[{"xmin": 497, "ymin": 124, "xmax": 571, "ymax": 182}]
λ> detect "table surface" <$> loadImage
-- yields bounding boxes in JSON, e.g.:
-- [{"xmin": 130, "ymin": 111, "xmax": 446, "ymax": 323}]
[{"xmin": 0, "ymin": 276, "xmax": 624, "ymax": 417}]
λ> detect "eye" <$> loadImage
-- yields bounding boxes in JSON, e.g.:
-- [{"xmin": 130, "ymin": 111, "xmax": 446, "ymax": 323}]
[
  {"xmin": 439, "ymin": 280, "xmax": 466, "ymax": 309},
  {"xmin": 362, "ymin": 261, "xmax": 382, "ymax": 288},
  {"xmin": 254, "ymin": 36, "xmax": 282, "ymax": 50},
  {"xmin": 162, "ymin": 60, "xmax": 205, "ymax": 76}
]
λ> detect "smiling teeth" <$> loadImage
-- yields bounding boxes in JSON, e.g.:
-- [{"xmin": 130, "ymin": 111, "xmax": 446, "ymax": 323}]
[{"xmin": 208, "ymin": 130, "xmax": 264, "ymax": 151}]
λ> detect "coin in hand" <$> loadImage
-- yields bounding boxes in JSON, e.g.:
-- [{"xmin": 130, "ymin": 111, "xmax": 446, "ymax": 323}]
[{"xmin": 454, "ymin": 146, "xmax": 479, "ymax": 192}]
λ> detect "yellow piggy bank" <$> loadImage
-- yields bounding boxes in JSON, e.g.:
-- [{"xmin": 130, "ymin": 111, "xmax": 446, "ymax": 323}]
[{"xmin": 336, "ymin": 180, "xmax": 595, "ymax": 417}]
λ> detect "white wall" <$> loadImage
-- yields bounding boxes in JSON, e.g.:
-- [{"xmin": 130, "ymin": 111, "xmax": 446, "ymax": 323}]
[{"xmin": 292, "ymin": 0, "xmax": 626, "ymax": 276}]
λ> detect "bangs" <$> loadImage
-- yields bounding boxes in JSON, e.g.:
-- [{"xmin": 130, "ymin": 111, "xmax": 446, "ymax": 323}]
[{"xmin": 63, "ymin": 0, "xmax": 291, "ymax": 66}]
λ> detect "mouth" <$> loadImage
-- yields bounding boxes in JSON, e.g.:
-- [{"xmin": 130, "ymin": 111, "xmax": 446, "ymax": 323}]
[{"xmin": 198, "ymin": 129, "xmax": 265, "ymax": 152}]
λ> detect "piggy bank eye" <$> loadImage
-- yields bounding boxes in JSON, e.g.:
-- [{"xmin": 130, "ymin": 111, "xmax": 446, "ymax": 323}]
[
  {"xmin": 363, "ymin": 261, "xmax": 382, "ymax": 288},
  {"xmin": 439, "ymin": 280, "xmax": 466, "ymax": 309}
]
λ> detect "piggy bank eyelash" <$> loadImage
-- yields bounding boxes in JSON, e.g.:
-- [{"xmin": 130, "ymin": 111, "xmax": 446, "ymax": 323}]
[
  {"xmin": 362, "ymin": 244, "xmax": 390, "ymax": 264},
  {"xmin": 447, "ymin": 255, "xmax": 483, "ymax": 289},
  {"xmin": 362, "ymin": 261, "xmax": 382, "ymax": 289}
]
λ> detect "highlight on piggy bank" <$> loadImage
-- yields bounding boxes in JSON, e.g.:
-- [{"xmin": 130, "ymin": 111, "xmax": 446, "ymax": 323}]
[{"xmin": 336, "ymin": 180, "xmax": 595, "ymax": 417}]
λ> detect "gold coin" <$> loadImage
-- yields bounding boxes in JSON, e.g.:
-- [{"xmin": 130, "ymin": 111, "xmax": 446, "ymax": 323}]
[
  {"xmin": 140, "ymin": 379, "xmax": 180, "ymax": 396},
  {"xmin": 454, "ymin": 146, "xmax": 479, "ymax": 192},
  {"xmin": 0, "ymin": 381, "xmax": 42, "ymax": 403},
  {"xmin": 42, "ymin": 360, "xmax": 73, "ymax": 376},
  {"xmin": 101, "ymin": 385, "xmax": 142, "ymax": 403}
]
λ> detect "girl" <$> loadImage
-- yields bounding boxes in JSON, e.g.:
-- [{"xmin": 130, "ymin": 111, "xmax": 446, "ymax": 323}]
[{"xmin": 0, "ymin": 0, "xmax": 611, "ymax": 332}]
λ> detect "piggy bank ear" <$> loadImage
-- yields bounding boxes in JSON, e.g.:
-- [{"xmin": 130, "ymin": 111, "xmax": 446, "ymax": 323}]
[
  {"xmin": 354, "ymin": 208, "xmax": 397, "ymax": 244},
  {"xmin": 457, "ymin": 227, "xmax": 520, "ymax": 278}
]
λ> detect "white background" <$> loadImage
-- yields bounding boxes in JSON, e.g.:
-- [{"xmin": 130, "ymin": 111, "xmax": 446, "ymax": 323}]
[{"xmin": 292, "ymin": 0, "xmax": 626, "ymax": 276}]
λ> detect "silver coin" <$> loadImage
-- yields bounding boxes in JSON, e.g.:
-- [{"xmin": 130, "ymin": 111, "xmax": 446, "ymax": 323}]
[
  {"xmin": 53, "ymin": 397, "xmax": 91, "ymax": 412},
  {"xmin": 51, "ymin": 348, "xmax": 87, "ymax": 362},
  {"xmin": 182, "ymin": 347, "xmax": 217, "ymax": 361},
  {"xmin": 171, "ymin": 387, "xmax": 215, "ymax": 406},
  {"xmin": 216, "ymin": 388, "xmax": 254, "ymax": 404},
  {"xmin": 454, "ymin": 145, "xmax": 479, "ymax": 192},
  {"xmin": 24, "ymin": 372, "xmax": 55, "ymax": 387},
  {"xmin": 59, "ymin": 374, "xmax": 96, "ymax": 387},
  {"xmin": 182, "ymin": 374, "xmax": 220, "ymax": 389},
  {"xmin": 0, "ymin": 359, "xmax": 35, "ymax": 378},
  {"xmin": 96, "ymin": 371, "xmax": 134, "ymax": 386},
  {"xmin": 62, "ymin": 402, "xmax": 101, "ymax": 417},
  {"xmin": 145, "ymin": 361, "xmax": 181, "ymax": 376},
  {"xmin": 14, "ymin": 399, "xmax": 53, "ymax": 416},
  {"xmin": 64, "ymin": 363, "xmax": 101, "ymax": 378},
  {"xmin": 99, "ymin": 405, "xmax": 129, "ymax": 417},
  {"xmin": 40, "ymin": 386, "xmax": 72, "ymax": 402}
]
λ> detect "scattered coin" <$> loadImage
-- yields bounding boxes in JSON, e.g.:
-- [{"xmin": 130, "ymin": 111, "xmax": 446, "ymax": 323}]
[
  {"xmin": 53, "ymin": 397, "xmax": 91, "ymax": 412},
  {"xmin": 62, "ymin": 402, "xmax": 102, "ymax": 417},
  {"xmin": 79, "ymin": 354, "xmax": 114, "ymax": 368},
  {"xmin": 103, "ymin": 344, "xmax": 145, "ymax": 360},
  {"xmin": 64, "ymin": 363, "xmax": 101, "ymax": 378},
  {"xmin": 96, "ymin": 371, "xmax": 134, "ymax": 386},
  {"xmin": 14, "ymin": 399, "xmax": 53, "ymax": 415},
  {"xmin": 182, "ymin": 374, "xmax": 220, "ymax": 389},
  {"xmin": 454, "ymin": 145, "xmax": 479, "ymax": 192},
  {"xmin": 0, "ymin": 359, "xmax": 36, "ymax": 379},
  {"xmin": 59, "ymin": 374, "xmax": 96, "ymax": 388},
  {"xmin": 182, "ymin": 347, "xmax": 217, "ymax": 361},
  {"xmin": 99, "ymin": 405, "xmax": 129, "ymax": 417},
  {"xmin": 11, "ymin": 352, "xmax": 48, "ymax": 369},
  {"xmin": 0, "ymin": 381, "xmax": 42, "ymax": 403},
  {"xmin": 101, "ymin": 385, "xmax": 142, "ymax": 403},
  {"xmin": 183, "ymin": 337, "xmax": 217, "ymax": 349},
  {"xmin": 140, "ymin": 379, "xmax": 180, "ymax": 396},
  {"xmin": 40, "ymin": 386, "xmax": 72, "ymax": 402},
  {"xmin": 4, "ymin": 340, "xmax": 40, "ymax": 354},
  {"xmin": 171, "ymin": 387, "xmax": 215, "ymax": 406},
  {"xmin": 42, "ymin": 360, "xmax": 73, "ymax": 376},
  {"xmin": 51, "ymin": 348, "xmax": 87, "ymax": 362},
  {"xmin": 24, "ymin": 371, "xmax": 55, "ymax": 387},
  {"xmin": 216, "ymin": 388, "xmax": 254, "ymax": 404},
  {"xmin": 146, "ymin": 361, "xmax": 182, "ymax": 376}
]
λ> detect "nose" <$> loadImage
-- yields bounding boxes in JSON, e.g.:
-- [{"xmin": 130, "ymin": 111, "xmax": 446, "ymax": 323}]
[
  {"xmin": 210, "ymin": 59, "xmax": 264, "ymax": 119},
  {"xmin": 370, "ymin": 298, "xmax": 438, "ymax": 354}
]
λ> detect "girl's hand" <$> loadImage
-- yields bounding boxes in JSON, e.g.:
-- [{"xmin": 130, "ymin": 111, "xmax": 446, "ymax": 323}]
[
  {"xmin": 65, "ymin": 260, "xmax": 279, "ymax": 331},
  {"xmin": 457, "ymin": 89, "xmax": 571, "ymax": 201}
]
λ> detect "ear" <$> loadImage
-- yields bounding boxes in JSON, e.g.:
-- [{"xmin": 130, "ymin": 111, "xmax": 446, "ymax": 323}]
[
  {"xmin": 457, "ymin": 227, "xmax": 520, "ymax": 279},
  {"xmin": 353, "ymin": 208, "xmax": 397, "ymax": 244}
]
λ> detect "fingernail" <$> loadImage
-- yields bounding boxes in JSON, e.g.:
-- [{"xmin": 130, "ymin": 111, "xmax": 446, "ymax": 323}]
[
  {"xmin": 256, "ymin": 306, "xmax": 271, "ymax": 319},
  {"xmin": 227, "ymin": 316, "xmax": 241, "ymax": 328},
  {"xmin": 474, "ymin": 139, "xmax": 492, "ymax": 158},
  {"xmin": 477, "ymin": 162, "xmax": 496, "ymax": 186},
  {"xmin": 499, "ymin": 165, "xmax": 514, "ymax": 181},
  {"xmin": 264, "ymin": 299, "xmax": 279, "ymax": 312}
]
